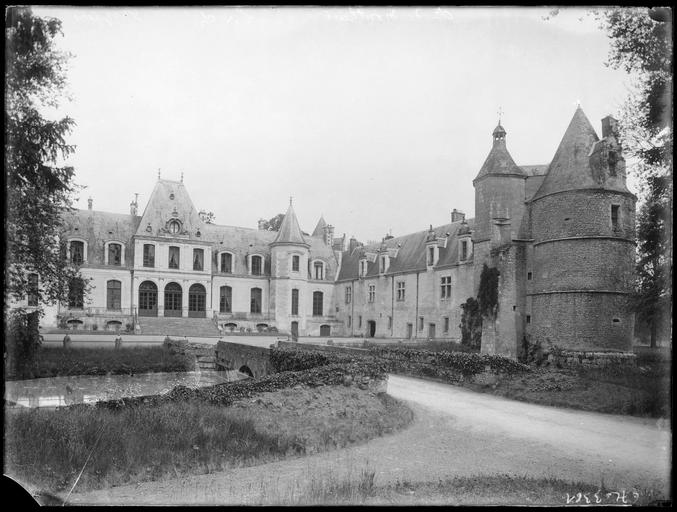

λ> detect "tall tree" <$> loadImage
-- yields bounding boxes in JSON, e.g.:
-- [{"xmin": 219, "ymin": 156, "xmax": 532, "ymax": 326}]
[
  {"xmin": 259, "ymin": 213, "xmax": 285, "ymax": 232},
  {"xmin": 5, "ymin": 6, "xmax": 80, "ymax": 307},
  {"xmin": 5, "ymin": 7, "xmax": 80, "ymax": 376},
  {"xmin": 597, "ymin": 7, "xmax": 672, "ymax": 347}
]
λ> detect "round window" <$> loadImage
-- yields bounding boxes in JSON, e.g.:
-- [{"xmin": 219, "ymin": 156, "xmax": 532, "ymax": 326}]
[{"xmin": 168, "ymin": 220, "xmax": 181, "ymax": 234}]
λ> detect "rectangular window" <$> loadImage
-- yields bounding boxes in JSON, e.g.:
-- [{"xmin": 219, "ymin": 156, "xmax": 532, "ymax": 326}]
[
  {"xmin": 441, "ymin": 276, "xmax": 451, "ymax": 299},
  {"xmin": 70, "ymin": 241, "xmax": 84, "ymax": 264},
  {"xmin": 108, "ymin": 243, "xmax": 122, "ymax": 266},
  {"xmin": 220, "ymin": 253, "xmax": 232, "ymax": 273},
  {"xmin": 348, "ymin": 315, "xmax": 352, "ymax": 328},
  {"xmin": 360, "ymin": 260, "xmax": 367, "ymax": 277},
  {"xmin": 387, "ymin": 316, "xmax": 392, "ymax": 329},
  {"xmin": 461, "ymin": 240, "xmax": 468, "ymax": 261},
  {"xmin": 527, "ymin": 272, "xmax": 532, "ymax": 280},
  {"xmin": 526, "ymin": 315, "xmax": 531, "ymax": 324},
  {"xmin": 312, "ymin": 291, "xmax": 323, "ymax": 316},
  {"xmin": 143, "ymin": 244, "xmax": 155, "ymax": 267},
  {"xmin": 314, "ymin": 262, "xmax": 324, "ymax": 280},
  {"xmin": 169, "ymin": 246, "xmax": 180, "ymax": 269},
  {"xmin": 107, "ymin": 280, "xmax": 121, "ymax": 310},
  {"xmin": 358, "ymin": 315, "xmax": 362, "ymax": 328},
  {"xmin": 396, "ymin": 281, "xmax": 405, "ymax": 301},
  {"xmin": 251, "ymin": 255, "xmax": 262, "ymax": 275},
  {"xmin": 444, "ymin": 316, "xmax": 449, "ymax": 333},
  {"xmin": 611, "ymin": 205, "xmax": 620, "ymax": 230},
  {"xmin": 345, "ymin": 286, "xmax": 352, "ymax": 304},
  {"xmin": 292, "ymin": 255, "xmax": 300, "ymax": 272},
  {"xmin": 380, "ymin": 255, "xmax": 387, "ymax": 273},
  {"xmin": 250, "ymin": 287, "xmax": 262, "ymax": 314},
  {"xmin": 68, "ymin": 278, "xmax": 84, "ymax": 309},
  {"xmin": 291, "ymin": 289, "xmax": 299, "ymax": 316},
  {"xmin": 27, "ymin": 274, "xmax": 39, "ymax": 307},
  {"xmin": 220, "ymin": 286, "xmax": 232, "ymax": 313},
  {"xmin": 193, "ymin": 249, "xmax": 204, "ymax": 271},
  {"xmin": 428, "ymin": 246, "xmax": 435, "ymax": 266},
  {"xmin": 368, "ymin": 284, "xmax": 375, "ymax": 303},
  {"xmin": 418, "ymin": 316, "xmax": 424, "ymax": 331}
]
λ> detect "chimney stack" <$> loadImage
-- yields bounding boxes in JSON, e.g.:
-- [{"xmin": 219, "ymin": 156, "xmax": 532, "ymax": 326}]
[
  {"xmin": 451, "ymin": 209, "xmax": 465, "ymax": 223},
  {"xmin": 348, "ymin": 236, "xmax": 360, "ymax": 253},
  {"xmin": 601, "ymin": 116, "xmax": 618, "ymax": 138},
  {"xmin": 323, "ymin": 224, "xmax": 335, "ymax": 246},
  {"xmin": 88, "ymin": 197, "xmax": 93, "ymax": 210}
]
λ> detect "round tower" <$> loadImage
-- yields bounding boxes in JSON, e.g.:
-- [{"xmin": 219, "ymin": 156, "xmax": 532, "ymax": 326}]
[
  {"xmin": 529, "ymin": 108, "xmax": 636, "ymax": 351},
  {"xmin": 472, "ymin": 121, "xmax": 527, "ymax": 289}
]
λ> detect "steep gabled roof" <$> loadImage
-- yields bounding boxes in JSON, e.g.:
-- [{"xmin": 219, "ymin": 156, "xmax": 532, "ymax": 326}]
[
  {"xmin": 474, "ymin": 123, "xmax": 526, "ymax": 181},
  {"xmin": 531, "ymin": 107, "xmax": 602, "ymax": 200},
  {"xmin": 135, "ymin": 179, "xmax": 203, "ymax": 238},
  {"xmin": 311, "ymin": 215, "xmax": 327, "ymax": 237},
  {"xmin": 270, "ymin": 203, "xmax": 309, "ymax": 247}
]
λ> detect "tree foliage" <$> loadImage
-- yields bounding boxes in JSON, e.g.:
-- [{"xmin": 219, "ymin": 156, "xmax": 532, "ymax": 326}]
[
  {"xmin": 478, "ymin": 264, "xmax": 500, "ymax": 318},
  {"xmin": 5, "ymin": 7, "xmax": 80, "ymax": 307},
  {"xmin": 597, "ymin": 7, "xmax": 672, "ymax": 346},
  {"xmin": 459, "ymin": 297, "xmax": 482, "ymax": 349},
  {"xmin": 198, "ymin": 210, "xmax": 215, "ymax": 224},
  {"xmin": 259, "ymin": 213, "xmax": 285, "ymax": 232}
]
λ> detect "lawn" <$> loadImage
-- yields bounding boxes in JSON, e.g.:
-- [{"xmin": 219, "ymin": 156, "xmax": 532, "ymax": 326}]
[
  {"xmin": 4, "ymin": 385, "xmax": 413, "ymax": 497},
  {"xmin": 7, "ymin": 345, "xmax": 195, "ymax": 380}
]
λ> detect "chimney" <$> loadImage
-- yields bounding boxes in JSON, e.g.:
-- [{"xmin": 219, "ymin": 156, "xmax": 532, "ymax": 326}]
[
  {"xmin": 348, "ymin": 237, "xmax": 360, "ymax": 253},
  {"xmin": 257, "ymin": 218, "xmax": 266, "ymax": 231},
  {"xmin": 323, "ymin": 224, "xmax": 335, "ymax": 246},
  {"xmin": 601, "ymin": 116, "xmax": 618, "ymax": 138},
  {"xmin": 451, "ymin": 209, "xmax": 465, "ymax": 223},
  {"xmin": 130, "ymin": 193, "xmax": 139, "ymax": 216},
  {"xmin": 87, "ymin": 197, "xmax": 93, "ymax": 210}
]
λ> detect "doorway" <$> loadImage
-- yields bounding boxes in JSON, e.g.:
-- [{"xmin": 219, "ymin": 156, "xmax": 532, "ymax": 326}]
[
  {"xmin": 320, "ymin": 324, "xmax": 331, "ymax": 336},
  {"xmin": 428, "ymin": 323, "xmax": 436, "ymax": 339},
  {"xmin": 367, "ymin": 320, "xmax": 376, "ymax": 338},
  {"xmin": 406, "ymin": 323, "xmax": 413, "ymax": 339},
  {"xmin": 291, "ymin": 321, "xmax": 299, "ymax": 341}
]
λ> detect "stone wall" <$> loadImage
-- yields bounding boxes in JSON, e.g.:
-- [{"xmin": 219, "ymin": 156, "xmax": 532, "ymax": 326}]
[
  {"xmin": 215, "ymin": 340, "xmax": 273, "ymax": 378},
  {"xmin": 548, "ymin": 350, "xmax": 637, "ymax": 369}
]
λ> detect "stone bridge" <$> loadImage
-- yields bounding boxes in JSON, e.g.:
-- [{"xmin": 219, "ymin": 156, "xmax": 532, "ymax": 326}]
[{"xmin": 215, "ymin": 341, "xmax": 276, "ymax": 378}]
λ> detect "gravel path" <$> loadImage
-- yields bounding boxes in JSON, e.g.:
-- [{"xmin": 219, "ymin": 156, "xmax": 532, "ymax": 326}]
[{"xmin": 67, "ymin": 375, "xmax": 671, "ymax": 505}]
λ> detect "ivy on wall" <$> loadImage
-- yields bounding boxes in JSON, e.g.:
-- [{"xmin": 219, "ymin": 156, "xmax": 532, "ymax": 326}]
[
  {"xmin": 478, "ymin": 263, "xmax": 500, "ymax": 318},
  {"xmin": 459, "ymin": 297, "xmax": 482, "ymax": 349}
]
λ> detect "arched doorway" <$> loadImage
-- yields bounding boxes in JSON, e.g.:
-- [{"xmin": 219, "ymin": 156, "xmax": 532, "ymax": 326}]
[
  {"xmin": 320, "ymin": 324, "xmax": 331, "ymax": 336},
  {"xmin": 164, "ymin": 282, "xmax": 182, "ymax": 317},
  {"xmin": 188, "ymin": 283, "xmax": 206, "ymax": 318},
  {"xmin": 138, "ymin": 281, "xmax": 158, "ymax": 317},
  {"xmin": 239, "ymin": 365, "xmax": 254, "ymax": 378}
]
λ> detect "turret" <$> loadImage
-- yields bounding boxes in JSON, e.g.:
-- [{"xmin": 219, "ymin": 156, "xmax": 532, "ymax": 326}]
[{"xmin": 529, "ymin": 107, "xmax": 636, "ymax": 351}]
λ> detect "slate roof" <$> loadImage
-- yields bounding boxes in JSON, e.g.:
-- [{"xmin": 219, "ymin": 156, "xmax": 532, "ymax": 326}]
[
  {"xmin": 336, "ymin": 218, "xmax": 475, "ymax": 282},
  {"xmin": 136, "ymin": 179, "xmax": 203, "ymax": 238},
  {"xmin": 311, "ymin": 216, "xmax": 327, "ymax": 237},
  {"xmin": 271, "ymin": 203, "xmax": 309, "ymax": 247},
  {"xmin": 531, "ymin": 107, "xmax": 630, "ymax": 200},
  {"xmin": 474, "ymin": 124, "xmax": 526, "ymax": 181},
  {"xmin": 61, "ymin": 209, "xmax": 141, "ymax": 266}
]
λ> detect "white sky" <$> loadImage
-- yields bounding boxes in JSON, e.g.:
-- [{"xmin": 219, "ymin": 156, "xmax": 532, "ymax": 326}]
[{"xmin": 31, "ymin": 6, "xmax": 634, "ymax": 243}]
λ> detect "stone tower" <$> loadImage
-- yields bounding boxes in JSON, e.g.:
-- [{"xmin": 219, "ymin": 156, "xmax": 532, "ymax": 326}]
[
  {"xmin": 529, "ymin": 107, "xmax": 636, "ymax": 351},
  {"xmin": 472, "ymin": 121, "xmax": 528, "ymax": 288},
  {"xmin": 269, "ymin": 201, "xmax": 310, "ymax": 336}
]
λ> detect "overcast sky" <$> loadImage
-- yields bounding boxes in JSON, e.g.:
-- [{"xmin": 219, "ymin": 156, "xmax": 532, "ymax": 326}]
[{"xmin": 32, "ymin": 6, "xmax": 634, "ymax": 243}]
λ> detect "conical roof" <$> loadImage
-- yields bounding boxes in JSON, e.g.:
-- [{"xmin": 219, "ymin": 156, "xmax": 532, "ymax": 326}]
[
  {"xmin": 311, "ymin": 215, "xmax": 327, "ymax": 237},
  {"xmin": 271, "ymin": 202, "xmax": 309, "ymax": 246},
  {"xmin": 474, "ymin": 123, "xmax": 526, "ymax": 181},
  {"xmin": 532, "ymin": 107, "xmax": 602, "ymax": 200}
]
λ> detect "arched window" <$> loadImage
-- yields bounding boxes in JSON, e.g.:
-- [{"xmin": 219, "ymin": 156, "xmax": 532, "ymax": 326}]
[
  {"xmin": 220, "ymin": 285, "xmax": 232, "ymax": 313},
  {"xmin": 188, "ymin": 283, "xmax": 206, "ymax": 317},
  {"xmin": 68, "ymin": 277, "xmax": 85, "ymax": 309},
  {"xmin": 220, "ymin": 252, "xmax": 233, "ymax": 273},
  {"xmin": 70, "ymin": 240, "xmax": 84, "ymax": 264},
  {"xmin": 291, "ymin": 288, "xmax": 299, "ymax": 316},
  {"xmin": 107, "ymin": 280, "xmax": 122, "ymax": 310},
  {"xmin": 250, "ymin": 255, "xmax": 263, "ymax": 276},
  {"xmin": 164, "ymin": 282, "xmax": 182, "ymax": 316},
  {"xmin": 313, "ymin": 261, "xmax": 324, "ymax": 280},
  {"xmin": 312, "ymin": 291, "xmax": 323, "ymax": 317},
  {"xmin": 138, "ymin": 281, "xmax": 158, "ymax": 316},
  {"xmin": 250, "ymin": 287, "xmax": 262, "ymax": 313}
]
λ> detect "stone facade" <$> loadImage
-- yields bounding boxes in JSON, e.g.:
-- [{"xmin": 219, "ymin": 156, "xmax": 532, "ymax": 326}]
[{"xmin": 35, "ymin": 106, "xmax": 635, "ymax": 359}]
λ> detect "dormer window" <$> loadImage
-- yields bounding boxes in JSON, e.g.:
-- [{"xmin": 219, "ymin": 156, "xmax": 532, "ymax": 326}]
[
  {"xmin": 313, "ymin": 261, "xmax": 325, "ymax": 280},
  {"xmin": 359, "ymin": 259, "xmax": 368, "ymax": 277},
  {"xmin": 250, "ymin": 254, "xmax": 263, "ymax": 276},
  {"xmin": 379, "ymin": 255, "xmax": 389, "ymax": 273},
  {"xmin": 69, "ymin": 240, "xmax": 85, "ymax": 264},
  {"xmin": 219, "ymin": 252, "xmax": 232, "ymax": 273},
  {"xmin": 107, "ymin": 242, "xmax": 123, "ymax": 266},
  {"xmin": 461, "ymin": 240, "xmax": 468, "ymax": 261},
  {"xmin": 426, "ymin": 245, "xmax": 438, "ymax": 267}
]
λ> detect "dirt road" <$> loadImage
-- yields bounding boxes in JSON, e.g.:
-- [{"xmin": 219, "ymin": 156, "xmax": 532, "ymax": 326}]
[{"xmin": 67, "ymin": 375, "xmax": 671, "ymax": 505}]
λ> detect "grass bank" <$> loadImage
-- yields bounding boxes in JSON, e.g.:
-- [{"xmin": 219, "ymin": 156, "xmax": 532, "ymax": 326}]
[
  {"xmin": 5, "ymin": 385, "xmax": 412, "ymax": 496},
  {"xmin": 261, "ymin": 471, "xmax": 668, "ymax": 506},
  {"xmin": 7, "ymin": 346, "xmax": 195, "ymax": 380}
]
